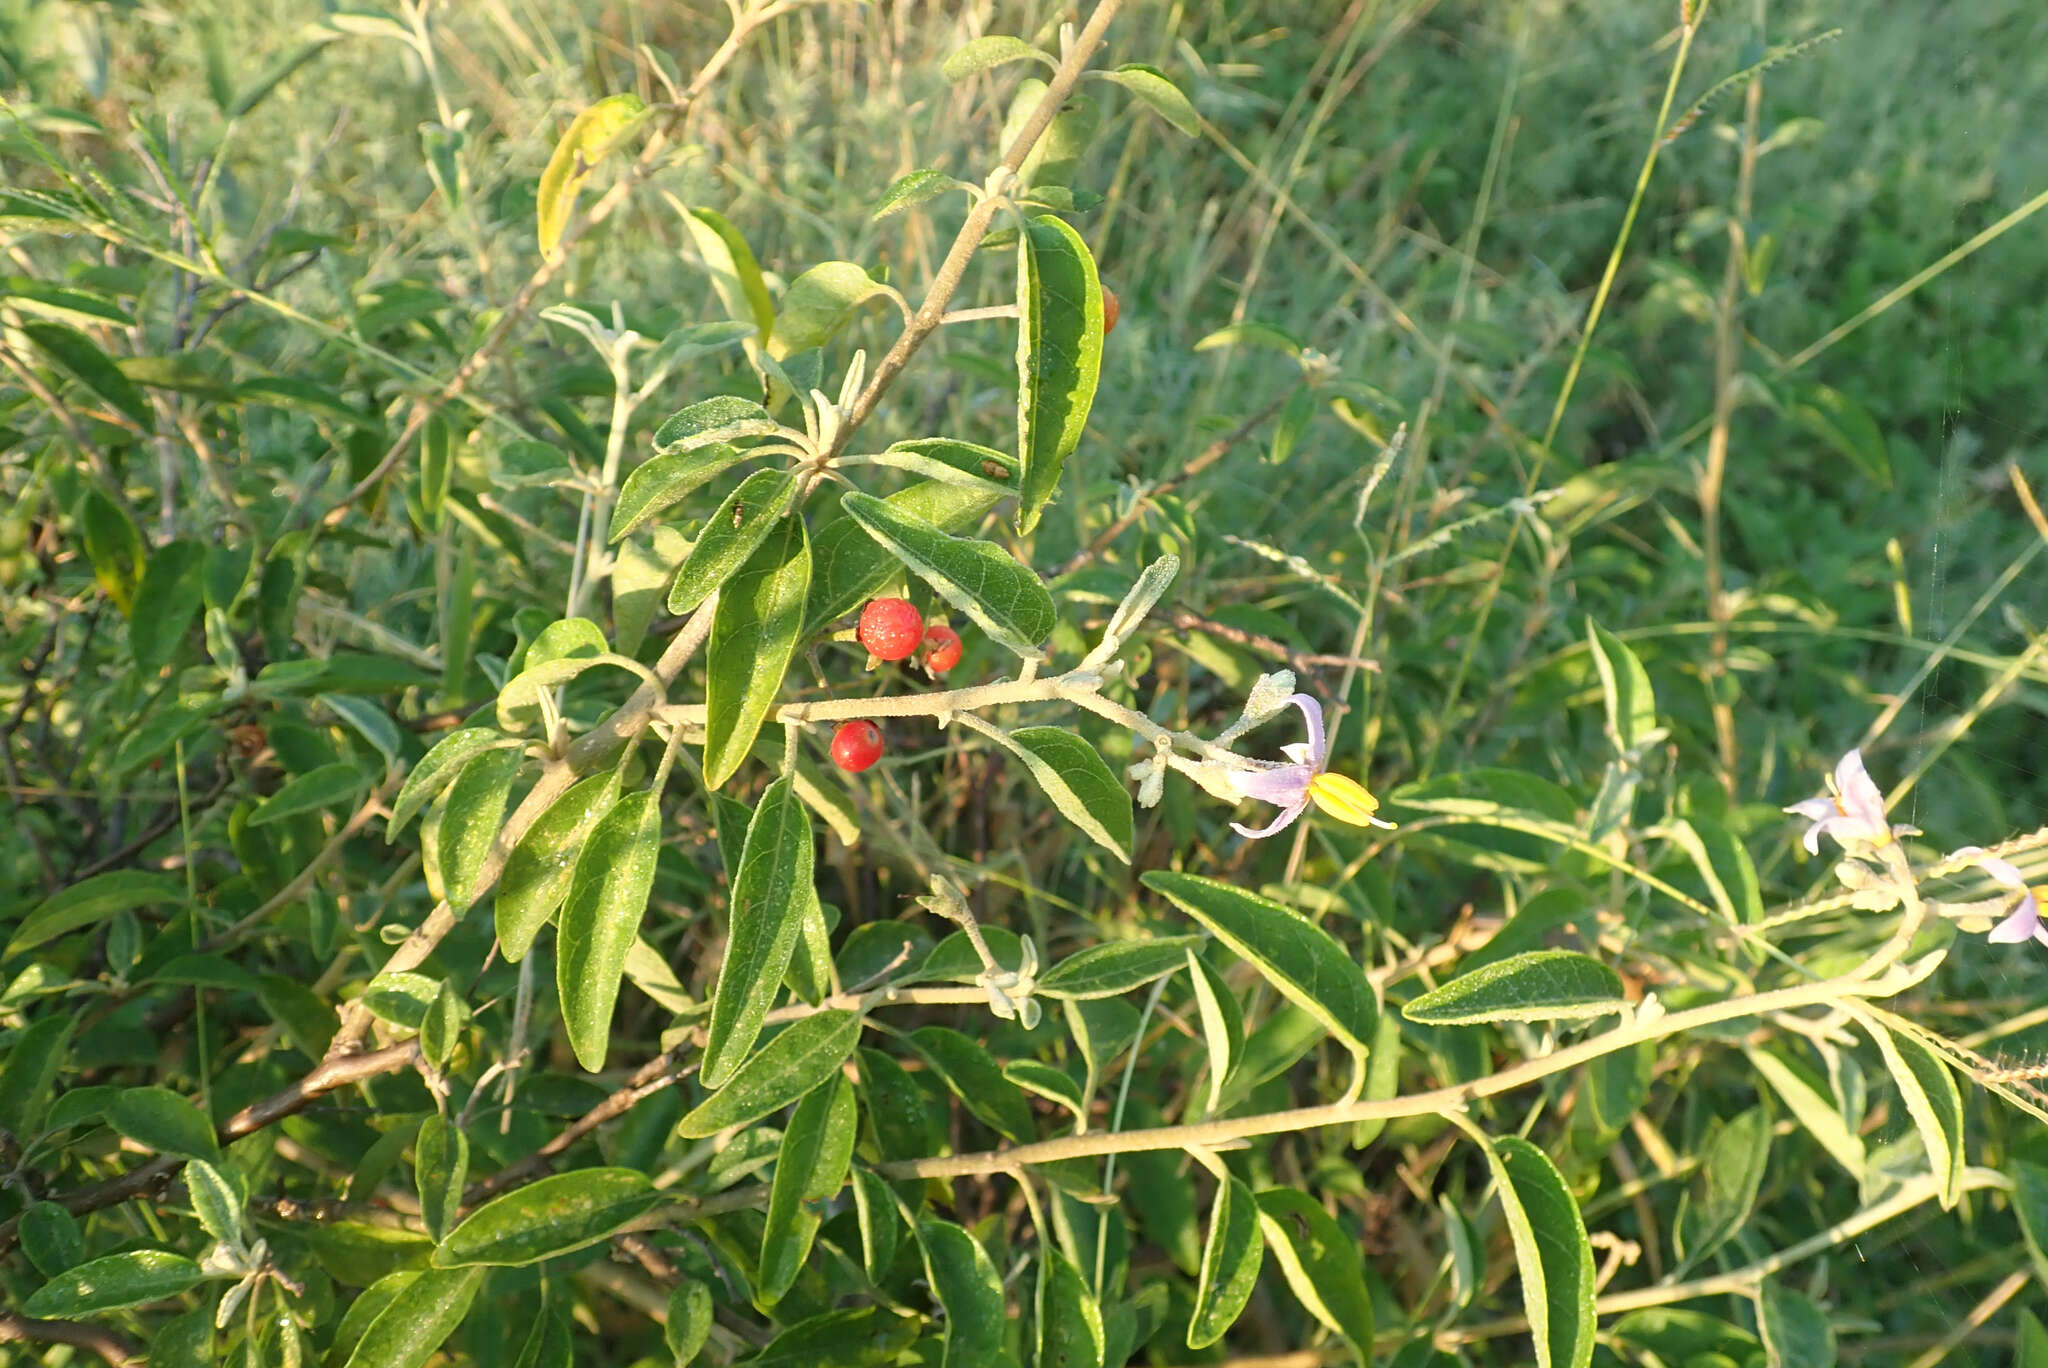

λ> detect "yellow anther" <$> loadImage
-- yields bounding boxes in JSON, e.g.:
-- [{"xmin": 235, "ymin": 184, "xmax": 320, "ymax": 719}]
[{"xmin": 1307, "ymin": 772, "xmax": 1389, "ymax": 827}]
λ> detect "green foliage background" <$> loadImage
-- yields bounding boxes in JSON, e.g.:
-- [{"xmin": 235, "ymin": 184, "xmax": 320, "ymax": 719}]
[{"xmin": 3, "ymin": 0, "xmax": 2048, "ymax": 1365}]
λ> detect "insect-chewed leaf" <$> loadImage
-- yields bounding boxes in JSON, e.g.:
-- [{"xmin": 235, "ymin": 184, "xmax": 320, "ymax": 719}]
[
  {"xmin": 919, "ymin": 1218, "xmax": 1008, "ymax": 1366},
  {"xmin": 434, "ymin": 1169, "xmax": 660, "ymax": 1267},
  {"xmin": 23, "ymin": 1250, "xmax": 203, "ymax": 1319},
  {"xmin": 340, "ymin": 1266, "xmax": 484, "ymax": 1368},
  {"xmin": 607, "ymin": 442, "xmax": 752, "ymax": 543},
  {"xmin": 1015, "ymin": 215, "xmax": 1103, "ymax": 534},
  {"xmin": 433, "ymin": 747, "xmax": 521, "ymax": 914},
  {"xmin": 841, "ymin": 491, "xmax": 1054, "ymax": 657},
  {"xmin": 1254, "ymin": 1188, "xmax": 1374, "ymax": 1357},
  {"xmin": 680, "ymin": 1009, "xmax": 860, "ymax": 1138},
  {"xmin": 556, "ymin": 790, "xmax": 662, "ymax": 1072},
  {"xmin": 1402, "ymin": 950, "xmax": 1626, "ymax": 1026},
  {"xmin": 758, "ymin": 1074, "xmax": 857, "ymax": 1305},
  {"xmin": 495, "ymin": 771, "xmax": 619, "ymax": 962},
  {"xmin": 700, "ymin": 778, "xmax": 816, "ymax": 1085},
  {"xmin": 702, "ymin": 517, "xmax": 810, "ymax": 788},
  {"xmin": 1478, "ymin": 1134, "xmax": 1596, "ymax": 1368},
  {"xmin": 986, "ymin": 726, "xmax": 1134, "ymax": 861},
  {"xmin": 667, "ymin": 468, "xmax": 797, "ymax": 612},
  {"xmin": 1142, "ymin": 872, "xmax": 1376, "ymax": 1057},
  {"xmin": 1187, "ymin": 1175, "xmax": 1263, "ymax": 1350},
  {"xmin": 536, "ymin": 93, "xmax": 649, "ymax": 255},
  {"xmin": 1038, "ymin": 936, "xmax": 1201, "ymax": 1000}
]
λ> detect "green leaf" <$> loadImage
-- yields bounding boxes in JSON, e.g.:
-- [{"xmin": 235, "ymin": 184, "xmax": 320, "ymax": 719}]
[
  {"xmin": 0, "ymin": 1017, "xmax": 78, "ymax": 1136},
  {"xmin": 248, "ymin": 762, "xmax": 365, "ymax": 827},
  {"xmin": 1014, "ymin": 214, "xmax": 1103, "ymax": 535},
  {"xmin": 1142, "ymin": 871, "xmax": 1376, "ymax": 1056},
  {"xmin": 434, "ymin": 747, "xmax": 521, "ymax": 913},
  {"xmin": 360, "ymin": 971, "xmax": 443, "ymax": 1031},
  {"xmin": 1854, "ymin": 1010, "xmax": 1964, "ymax": 1208},
  {"xmin": 435, "ymin": 1168, "xmax": 660, "ymax": 1267},
  {"xmin": 702, "ymin": 516, "xmax": 810, "ymax": 789},
  {"xmin": 496, "ymin": 619, "xmax": 640, "ymax": 731},
  {"xmin": 1187, "ymin": 950, "xmax": 1244, "ymax": 1115},
  {"xmin": 667, "ymin": 468, "xmax": 799, "ymax": 612},
  {"xmin": 919, "ymin": 1218, "xmax": 1009, "ymax": 1367},
  {"xmin": 1674, "ymin": 1107, "xmax": 1770, "ymax": 1268},
  {"xmin": 1037, "ymin": 1248, "xmax": 1106, "ymax": 1368},
  {"xmin": 20, "ymin": 1202, "xmax": 84, "ymax": 1279},
  {"xmin": 2014, "ymin": 1161, "xmax": 2048, "ymax": 1290},
  {"xmin": 841, "ymin": 491, "xmax": 1054, "ymax": 657},
  {"xmin": 1402, "ymin": 951, "xmax": 1626, "ymax": 1026},
  {"xmin": 1038, "ymin": 936, "xmax": 1200, "ymax": 1000},
  {"xmin": 421, "ymin": 980, "xmax": 468, "ymax": 1068},
  {"xmin": 651, "ymin": 395, "xmax": 780, "ymax": 453},
  {"xmin": 8, "ymin": 870, "xmax": 183, "ymax": 955},
  {"xmin": 414, "ymin": 1115, "xmax": 469, "ymax": 1243},
  {"xmin": 2, "ymin": 277, "xmax": 135, "ymax": 327},
  {"xmin": 106, "ymin": 1085, "xmax": 219, "ymax": 1162},
  {"xmin": 1789, "ymin": 381, "xmax": 1890, "ymax": 489},
  {"xmin": 1192, "ymin": 321, "xmax": 1303, "ymax": 357},
  {"xmin": 769, "ymin": 260, "xmax": 888, "ymax": 359},
  {"xmin": 989, "ymin": 726, "xmax": 1134, "ymax": 861},
  {"xmin": 24, "ymin": 1250, "xmax": 202, "ymax": 1318},
  {"xmin": 803, "ymin": 458, "xmax": 1018, "ymax": 633},
  {"xmin": 418, "ymin": 416, "xmax": 452, "ymax": 530},
  {"xmin": 666, "ymin": 1279, "xmax": 714, "ymax": 1364},
  {"xmin": 537, "ymin": 93, "xmax": 649, "ymax": 255},
  {"xmin": 1254, "ymin": 1188, "xmax": 1375, "ymax": 1359},
  {"xmin": 557, "ymin": 790, "xmax": 663, "ymax": 1072},
  {"xmin": 607, "ymin": 442, "xmax": 752, "ymax": 542},
  {"xmin": 942, "ymin": 34, "xmax": 1054, "ymax": 81},
  {"xmin": 1746, "ymin": 1046, "xmax": 1865, "ymax": 1180},
  {"xmin": 910, "ymin": 1025, "xmax": 1036, "ymax": 1145},
  {"xmin": 130, "ymin": 539, "xmax": 205, "ymax": 670},
  {"xmin": 614, "ymin": 524, "xmax": 688, "ymax": 657},
  {"xmin": 388, "ymin": 728, "xmax": 507, "ymax": 839},
  {"xmin": 759, "ymin": 1074, "xmax": 857, "ymax": 1305},
  {"xmin": 496, "ymin": 770, "xmax": 619, "ymax": 962},
  {"xmin": 680, "ymin": 1009, "xmax": 860, "ymax": 1138},
  {"xmin": 2023, "ymin": 1309, "xmax": 2048, "ymax": 1368},
  {"xmin": 852, "ymin": 1167, "xmax": 901, "ymax": 1282},
  {"xmin": 680, "ymin": 205, "xmax": 776, "ymax": 343},
  {"xmin": 701, "ymin": 778, "xmax": 816, "ymax": 1086},
  {"xmin": 747, "ymin": 1306, "xmax": 919, "ymax": 1366},
  {"xmin": 872, "ymin": 168, "xmax": 966, "ymax": 219},
  {"xmin": 1095, "ymin": 64, "xmax": 1199, "ymax": 135},
  {"xmin": 1003, "ymin": 1058, "xmax": 1086, "ymax": 1120},
  {"xmin": 1756, "ymin": 1280, "xmax": 1835, "ymax": 1368},
  {"xmin": 22, "ymin": 321, "xmax": 151, "ymax": 427},
  {"xmin": 1478, "ymin": 1135, "xmax": 1596, "ymax": 1368},
  {"xmin": 342, "ymin": 1266, "xmax": 484, "ymax": 1368},
  {"xmin": 1187, "ymin": 1175, "xmax": 1263, "ymax": 1350},
  {"xmin": 1586, "ymin": 618, "xmax": 1657, "ymax": 752},
  {"xmin": 78, "ymin": 486, "xmax": 145, "ymax": 615}
]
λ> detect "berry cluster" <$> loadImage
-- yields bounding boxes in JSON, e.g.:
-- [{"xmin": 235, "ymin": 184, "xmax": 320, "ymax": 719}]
[{"xmin": 833, "ymin": 598, "xmax": 968, "ymax": 772}]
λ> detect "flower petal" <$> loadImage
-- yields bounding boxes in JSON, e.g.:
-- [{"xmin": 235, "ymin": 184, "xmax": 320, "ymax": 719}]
[
  {"xmin": 1231, "ymin": 763, "xmax": 1314, "ymax": 807},
  {"xmin": 1989, "ymin": 895, "xmax": 2043, "ymax": 945},
  {"xmin": 1833, "ymin": 748, "xmax": 1889, "ymax": 828},
  {"xmin": 1970, "ymin": 852, "xmax": 2029, "ymax": 890},
  {"xmin": 1232, "ymin": 801, "xmax": 1308, "ymax": 840},
  {"xmin": 1284, "ymin": 693, "xmax": 1327, "ymax": 769}
]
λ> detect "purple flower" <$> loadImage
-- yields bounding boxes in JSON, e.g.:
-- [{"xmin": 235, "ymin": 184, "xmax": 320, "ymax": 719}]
[
  {"xmin": 1784, "ymin": 749, "xmax": 1915, "ymax": 854},
  {"xmin": 1955, "ymin": 846, "xmax": 2048, "ymax": 948},
  {"xmin": 1226, "ymin": 694, "xmax": 1393, "ymax": 840}
]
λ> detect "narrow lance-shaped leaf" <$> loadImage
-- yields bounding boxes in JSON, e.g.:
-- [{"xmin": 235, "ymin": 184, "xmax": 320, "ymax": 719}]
[
  {"xmin": 23, "ymin": 1250, "xmax": 203, "ymax": 1318},
  {"xmin": 919, "ymin": 1218, "xmax": 1008, "ymax": 1367},
  {"xmin": 910, "ymin": 1025, "xmax": 1036, "ymax": 1145},
  {"xmin": 434, "ymin": 1169, "xmax": 661, "ymax": 1267},
  {"xmin": 342, "ymin": 1266, "xmax": 484, "ymax": 1368},
  {"xmin": 537, "ymin": 93, "xmax": 649, "ymax": 255},
  {"xmin": 678, "ymin": 204, "xmax": 775, "ymax": 343},
  {"xmin": 1853, "ymin": 1008, "xmax": 1964, "ymax": 1208},
  {"xmin": 79, "ymin": 486, "xmax": 145, "ymax": 615},
  {"xmin": 841, "ymin": 491, "xmax": 1054, "ymax": 657},
  {"xmin": 1187, "ymin": 950, "xmax": 1243, "ymax": 1115},
  {"xmin": 389, "ymin": 728, "xmax": 508, "ymax": 839},
  {"xmin": 1015, "ymin": 214, "xmax": 1103, "ymax": 534},
  {"xmin": 607, "ymin": 442, "xmax": 751, "ymax": 542},
  {"xmin": 495, "ymin": 770, "xmax": 619, "ymax": 962},
  {"xmin": 1254, "ymin": 1187, "xmax": 1375, "ymax": 1360},
  {"xmin": 702, "ymin": 516, "xmax": 810, "ymax": 789},
  {"xmin": 680, "ymin": 1008, "xmax": 861, "ymax": 1138},
  {"xmin": 758, "ymin": 1074, "xmax": 857, "ymax": 1305},
  {"xmin": 980, "ymin": 724, "xmax": 1133, "ymax": 862},
  {"xmin": 667, "ymin": 467, "xmax": 797, "ymax": 613},
  {"xmin": 1187, "ymin": 1174, "xmax": 1263, "ymax": 1350},
  {"xmin": 1094, "ymin": 64, "xmax": 1200, "ymax": 135},
  {"xmin": 1757, "ymin": 1279, "xmax": 1837, "ymax": 1368},
  {"xmin": 556, "ymin": 790, "xmax": 662, "ymax": 1072},
  {"xmin": 434, "ymin": 747, "xmax": 522, "ymax": 914},
  {"xmin": 1143, "ymin": 871, "xmax": 1377, "ymax": 1057},
  {"xmin": 1476, "ymin": 1134, "xmax": 1597, "ymax": 1368},
  {"xmin": 1586, "ymin": 618, "xmax": 1657, "ymax": 753},
  {"xmin": 414, "ymin": 1116, "xmax": 469, "ymax": 1244},
  {"xmin": 23, "ymin": 321, "xmax": 152, "ymax": 427},
  {"xmin": 1402, "ymin": 950, "xmax": 1626, "ymax": 1026},
  {"xmin": 105, "ymin": 1086, "xmax": 219, "ymax": 1163},
  {"xmin": 249, "ymin": 762, "xmax": 366, "ymax": 827},
  {"xmin": 701, "ymin": 777, "xmax": 815, "ymax": 1086},
  {"xmin": 1038, "ymin": 936, "xmax": 1201, "ymax": 1000},
  {"xmin": 1037, "ymin": 1247, "xmax": 1106, "ymax": 1368},
  {"xmin": 7, "ymin": 871, "xmax": 183, "ymax": 956},
  {"xmin": 129, "ymin": 539, "xmax": 205, "ymax": 670},
  {"xmin": 768, "ymin": 260, "xmax": 888, "ymax": 359},
  {"xmin": 666, "ymin": 1280, "xmax": 714, "ymax": 1365}
]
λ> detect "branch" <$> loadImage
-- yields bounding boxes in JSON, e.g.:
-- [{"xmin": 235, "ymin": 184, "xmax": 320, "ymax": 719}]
[{"xmin": 0, "ymin": 1313, "xmax": 143, "ymax": 1367}]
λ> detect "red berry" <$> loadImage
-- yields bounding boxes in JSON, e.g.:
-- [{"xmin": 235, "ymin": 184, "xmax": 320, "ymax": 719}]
[
  {"xmin": 831, "ymin": 720, "xmax": 884, "ymax": 773},
  {"xmin": 921, "ymin": 623, "xmax": 963, "ymax": 674},
  {"xmin": 857, "ymin": 597, "xmax": 924, "ymax": 661},
  {"xmin": 1102, "ymin": 285, "xmax": 1121, "ymax": 335}
]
